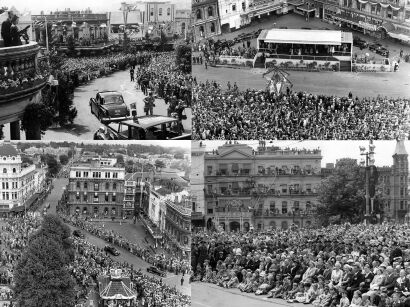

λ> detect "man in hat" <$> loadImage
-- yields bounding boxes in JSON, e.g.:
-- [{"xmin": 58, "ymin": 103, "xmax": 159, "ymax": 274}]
[{"xmin": 1, "ymin": 11, "xmax": 14, "ymax": 47}]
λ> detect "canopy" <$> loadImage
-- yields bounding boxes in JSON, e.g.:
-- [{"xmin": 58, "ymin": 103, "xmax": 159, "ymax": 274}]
[{"xmin": 258, "ymin": 29, "xmax": 349, "ymax": 45}]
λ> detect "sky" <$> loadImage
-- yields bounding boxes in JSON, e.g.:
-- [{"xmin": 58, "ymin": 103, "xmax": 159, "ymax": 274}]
[
  {"xmin": 3, "ymin": 0, "xmax": 191, "ymax": 15},
  {"xmin": 199, "ymin": 140, "xmax": 406, "ymax": 167}
]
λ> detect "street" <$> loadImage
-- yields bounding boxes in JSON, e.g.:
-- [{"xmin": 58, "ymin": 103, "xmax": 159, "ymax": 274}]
[
  {"xmin": 41, "ymin": 70, "xmax": 192, "ymax": 140},
  {"xmin": 39, "ymin": 175, "xmax": 190, "ymax": 296},
  {"xmin": 192, "ymin": 283, "xmax": 312, "ymax": 307}
]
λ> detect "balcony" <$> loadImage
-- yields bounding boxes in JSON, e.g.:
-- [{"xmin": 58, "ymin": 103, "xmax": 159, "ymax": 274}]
[
  {"xmin": 0, "ymin": 41, "xmax": 48, "ymax": 126},
  {"xmin": 213, "ymin": 211, "xmax": 253, "ymax": 218},
  {"xmin": 254, "ymin": 210, "xmax": 314, "ymax": 217}
]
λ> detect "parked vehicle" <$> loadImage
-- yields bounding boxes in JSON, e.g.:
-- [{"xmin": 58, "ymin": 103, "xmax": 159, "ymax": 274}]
[
  {"xmin": 104, "ymin": 245, "xmax": 120, "ymax": 256},
  {"xmin": 353, "ymin": 37, "xmax": 368, "ymax": 50},
  {"xmin": 89, "ymin": 91, "xmax": 131, "ymax": 124},
  {"xmin": 368, "ymin": 43, "xmax": 389, "ymax": 56},
  {"xmin": 93, "ymin": 115, "xmax": 191, "ymax": 140},
  {"xmin": 147, "ymin": 266, "xmax": 166, "ymax": 277}
]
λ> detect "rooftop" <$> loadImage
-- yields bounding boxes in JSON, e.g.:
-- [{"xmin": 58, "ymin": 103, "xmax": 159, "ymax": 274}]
[
  {"xmin": 258, "ymin": 29, "xmax": 353, "ymax": 45},
  {"xmin": 0, "ymin": 142, "xmax": 19, "ymax": 157}
]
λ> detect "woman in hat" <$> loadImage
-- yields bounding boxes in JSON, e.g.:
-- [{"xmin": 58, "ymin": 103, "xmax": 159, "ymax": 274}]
[{"xmin": 9, "ymin": 15, "xmax": 22, "ymax": 47}]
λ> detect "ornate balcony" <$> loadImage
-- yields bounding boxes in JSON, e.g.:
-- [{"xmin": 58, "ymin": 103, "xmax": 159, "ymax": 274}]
[{"xmin": 0, "ymin": 40, "xmax": 48, "ymax": 126}]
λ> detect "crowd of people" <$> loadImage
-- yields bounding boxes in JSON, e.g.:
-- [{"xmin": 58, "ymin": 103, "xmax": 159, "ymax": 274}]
[
  {"xmin": 60, "ymin": 213, "xmax": 190, "ymax": 275},
  {"xmin": 192, "ymin": 81, "xmax": 410, "ymax": 140},
  {"xmin": 192, "ymin": 223, "xmax": 410, "ymax": 306},
  {"xmin": 72, "ymin": 237, "xmax": 191, "ymax": 307},
  {"xmin": 135, "ymin": 52, "xmax": 192, "ymax": 118}
]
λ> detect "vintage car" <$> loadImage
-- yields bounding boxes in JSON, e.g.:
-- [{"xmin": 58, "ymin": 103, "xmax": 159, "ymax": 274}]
[
  {"xmin": 147, "ymin": 266, "xmax": 167, "ymax": 277},
  {"xmin": 353, "ymin": 37, "xmax": 368, "ymax": 50},
  {"xmin": 93, "ymin": 115, "xmax": 191, "ymax": 140},
  {"xmin": 104, "ymin": 245, "xmax": 120, "ymax": 256},
  {"xmin": 89, "ymin": 91, "xmax": 131, "ymax": 124},
  {"xmin": 368, "ymin": 43, "xmax": 389, "ymax": 56}
]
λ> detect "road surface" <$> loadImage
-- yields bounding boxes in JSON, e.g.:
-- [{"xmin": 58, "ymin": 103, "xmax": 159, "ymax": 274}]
[
  {"xmin": 192, "ymin": 283, "xmax": 312, "ymax": 307},
  {"xmin": 42, "ymin": 70, "xmax": 192, "ymax": 140},
  {"xmin": 38, "ymin": 178, "xmax": 68, "ymax": 214}
]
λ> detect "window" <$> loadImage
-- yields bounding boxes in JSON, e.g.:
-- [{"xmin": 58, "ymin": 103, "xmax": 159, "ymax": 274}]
[
  {"xmin": 208, "ymin": 6, "xmax": 213, "ymax": 16},
  {"xmin": 282, "ymin": 201, "xmax": 288, "ymax": 214},
  {"xmin": 76, "ymin": 171, "xmax": 81, "ymax": 177},
  {"xmin": 12, "ymin": 168, "xmax": 16, "ymax": 173},
  {"xmin": 159, "ymin": 8, "xmax": 162, "ymax": 15},
  {"xmin": 105, "ymin": 172, "xmax": 111, "ymax": 178},
  {"xmin": 94, "ymin": 183, "xmax": 99, "ymax": 191},
  {"xmin": 196, "ymin": 9, "xmax": 202, "ymax": 20},
  {"xmin": 105, "ymin": 182, "xmax": 110, "ymax": 190},
  {"xmin": 281, "ymin": 184, "xmax": 287, "ymax": 193},
  {"xmin": 294, "ymin": 201, "xmax": 300, "ymax": 212},
  {"xmin": 242, "ymin": 2, "xmax": 245, "ymax": 10},
  {"xmin": 83, "ymin": 193, "xmax": 87, "ymax": 201},
  {"xmin": 401, "ymin": 188, "xmax": 404, "ymax": 196},
  {"xmin": 112, "ymin": 193, "xmax": 116, "ymax": 202},
  {"xmin": 207, "ymin": 166, "xmax": 212, "ymax": 175},
  {"xmin": 167, "ymin": 8, "xmax": 170, "ymax": 15},
  {"xmin": 207, "ymin": 185, "xmax": 213, "ymax": 193},
  {"xmin": 400, "ymin": 200, "xmax": 404, "ymax": 210},
  {"xmin": 207, "ymin": 208, "xmax": 213, "ymax": 214},
  {"xmin": 113, "ymin": 172, "xmax": 118, "ymax": 179},
  {"xmin": 83, "ymin": 171, "xmax": 88, "ymax": 177},
  {"xmin": 150, "ymin": 8, "xmax": 154, "ymax": 16},
  {"xmin": 105, "ymin": 193, "xmax": 109, "ymax": 202},
  {"xmin": 232, "ymin": 4, "xmax": 236, "ymax": 11},
  {"xmin": 93, "ymin": 193, "xmax": 99, "ymax": 203},
  {"xmin": 306, "ymin": 184, "xmax": 312, "ymax": 193},
  {"xmin": 2, "ymin": 168, "xmax": 6, "ymax": 173},
  {"xmin": 113, "ymin": 183, "xmax": 117, "ymax": 190},
  {"xmin": 84, "ymin": 182, "xmax": 88, "ymax": 189},
  {"xmin": 76, "ymin": 181, "xmax": 80, "ymax": 188},
  {"xmin": 76, "ymin": 192, "xmax": 80, "ymax": 200}
]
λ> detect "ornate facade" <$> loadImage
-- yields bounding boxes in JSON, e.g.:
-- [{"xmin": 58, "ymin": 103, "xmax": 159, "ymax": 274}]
[{"xmin": 192, "ymin": 0, "xmax": 221, "ymax": 41}]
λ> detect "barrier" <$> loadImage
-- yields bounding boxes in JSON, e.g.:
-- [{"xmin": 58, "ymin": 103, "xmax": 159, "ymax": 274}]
[{"xmin": 352, "ymin": 63, "xmax": 391, "ymax": 72}]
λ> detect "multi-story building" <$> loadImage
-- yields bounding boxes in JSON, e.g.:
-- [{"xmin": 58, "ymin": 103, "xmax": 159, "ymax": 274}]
[
  {"xmin": 67, "ymin": 157, "xmax": 125, "ymax": 217},
  {"xmin": 192, "ymin": 0, "xmax": 221, "ymax": 40},
  {"xmin": 204, "ymin": 141, "xmax": 321, "ymax": 232},
  {"xmin": 175, "ymin": 9, "xmax": 191, "ymax": 36},
  {"xmin": 163, "ymin": 192, "xmax": 191, "ymax": 259},
  {"xmin": 0, "ymin": 142, "xmax": 44, "ymax": 216},
  {"xmin": 307, "ymin": 0, "xmax": 410, "ymax": 39},
  {"xmin": 191, "ymin": 141, "xmax": 206, "ymax": 229},
  {"xmin": 123, "ymin": 171, "xmax": 152, "ymax": 217}
]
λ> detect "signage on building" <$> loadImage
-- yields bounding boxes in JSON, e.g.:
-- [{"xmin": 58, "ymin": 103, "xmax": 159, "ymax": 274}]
[{"xmin": 359, "ymin": 21, "xmax": 377, "ymax": 31}]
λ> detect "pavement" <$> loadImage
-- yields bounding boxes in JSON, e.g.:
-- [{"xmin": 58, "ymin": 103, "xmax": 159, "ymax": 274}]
[
  {"xmin": 193, "ymin": 13, "xmax": 410, "ymax": 98},
  {"xmin": 40, "ymin": 70, "xmax": 192, "ymax": 141},
  {"xmin": 192, "ymin": 282, "xmax": 312, "ymax": 307}
]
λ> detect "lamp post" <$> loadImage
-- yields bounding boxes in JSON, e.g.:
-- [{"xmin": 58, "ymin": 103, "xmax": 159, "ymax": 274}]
[{"xmin": 360, "ymin": 140, "xmax": 376, "ymax": 225}]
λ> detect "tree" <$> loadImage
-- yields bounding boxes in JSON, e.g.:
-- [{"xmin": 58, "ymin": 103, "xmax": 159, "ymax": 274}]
[
  {"xmin": 45, "ymin": 154, "xmax": 60, "ymax": 177},
  {"xmin": 21, "ymin": 103, "xmax": 54, "ymax": 140},
  {"xmin": 21, "ymin": 156, "xmax": 34, "ymax": 165},
  {"xmin": 55, "ymin": 78, "xmax": 78, "ymax": 126},
  {"xmin": 317, "ymin": 158, "xmax": 386, "ymax": 226},
  {"xmin": 14, "ymin": 215, "xmax": 76, "ymax": 307},
  {"xmin": 66, "ymin": 35, "xmax": 76, "ymax": 55},
  {"xmin": 116, "ymin": 154, "xmax": 124, "ymax": 164},
  {"xmin": 175, "ymin": 43, "xmax": 191, "ymax": 74},
  {"xmin": 59, "ymin": 154, "xmax": 69, "ymax": 165},
  {"xmin": 155, "ymin": 159, "xmax": 166, "ymax": 171}
]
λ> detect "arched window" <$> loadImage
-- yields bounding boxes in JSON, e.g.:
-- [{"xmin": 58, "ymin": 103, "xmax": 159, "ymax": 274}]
[
  {"xmin": 12, "ymin": 168, "xmax": 16, "ymax": 173},
  {"xmin": 210, "ymin": 22, "xmax": 215, "ymax": 33},
  {"xmin": 2, "ymin": 168, "xmax": 6, "ymax": 173},
  {"xmin": 159, "ymin": 8, "xmax": 162, "ymax": 16},
  {"xmin": 208, "ymin": 6, "xmax": 213, "ymax": 17},
  {"xmin": 150, "ymin": 8, "xmax": 154, "ymax": 16},
  {"xmin": 196, "ymin": 9, "xmax": 202, "ymax": 20},
  {"xmin": 167, "ymin": 8, "xmax": 171, "ymax": 15}
]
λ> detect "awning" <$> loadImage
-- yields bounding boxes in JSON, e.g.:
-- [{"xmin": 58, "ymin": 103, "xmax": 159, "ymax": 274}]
[{"xmin": 388, "ymin": 31, "xmax": 410, "ymax": 41}]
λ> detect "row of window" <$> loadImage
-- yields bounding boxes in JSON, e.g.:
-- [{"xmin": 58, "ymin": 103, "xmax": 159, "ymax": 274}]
[
  {"xmin": 1, "ymin": 192, "xmax": 18, "ymax": 200},
  {"xmin": 152, "ymin": 7, "xmax": 171, "ymax": 16},
  {"xmin": 2, "ymin": 168, "xmax": 17, "ymax": 174},
  {"xmin": 75, "ymin": 206, "xmax": 117, "ymax": 215},
  {"xmin": 75, "ymin": 181, "xmax": 119, "ymax": 191},
  {"xmin": 1, "ymin": 182, "xmax": 18, "ymax": 189},
  {"xmin": 207, "ymin": 183, "xmax": 316, "ymax": 194},
  {"xmin": 75, "ymin": 192, "xmax": 117, "ymax": 202},
  {"xmin": 74, "ymin": 171, "xmax": 119, "ymax": 179},
  {"xmin": 207, "ymin": 164, "xmax": 315, "ymax": 176}
]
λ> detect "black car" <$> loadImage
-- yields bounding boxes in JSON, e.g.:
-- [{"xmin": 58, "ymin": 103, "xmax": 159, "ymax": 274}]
[
  {"xmin": 104, "ymin": 245, "xmax": 120, "ymax": 256},
  {"xmin": 147, "ymin": 266, "xmax": 166, "ymax": 277},
  {"xmin": 353, "ymin": 37, "xmax": 368, "ymax": 50},
  {"xmin": 73, "ymin": 230, "xmax": 85, "ymax": 239},
  {"xmin": 368, "ymin": 43, "xmax": 389, "ymax": 56}
]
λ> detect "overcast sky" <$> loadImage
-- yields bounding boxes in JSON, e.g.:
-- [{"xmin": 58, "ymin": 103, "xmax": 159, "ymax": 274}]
[
  {"xmin": 199, "ymin": 141, "xmax": 406, "ymax": 167},
  {"xmin": 4, "ymin": 0, "xmax": 190, "ymax": 15}
]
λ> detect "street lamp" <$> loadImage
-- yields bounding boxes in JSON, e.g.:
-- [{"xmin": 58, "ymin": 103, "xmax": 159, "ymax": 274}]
[{"xmin": 360, "ymin": 140, "xmax": 376, "ymax": 224}]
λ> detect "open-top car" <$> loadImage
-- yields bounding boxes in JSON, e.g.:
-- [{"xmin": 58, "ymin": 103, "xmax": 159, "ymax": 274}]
[
  {"xmin": 90, "ymin": 91, "xmax": 131, "ymax": 124},
  {"xmin": 93, "ymin": 115, "xmax": 191, "ymax": 140},
  {"xmin": 147, "ymin": 266, "xmax": 166, "ymax": 277},
  {"xmin": 104, "ymin": 245, "xmax": 120, "ymax": 256}
]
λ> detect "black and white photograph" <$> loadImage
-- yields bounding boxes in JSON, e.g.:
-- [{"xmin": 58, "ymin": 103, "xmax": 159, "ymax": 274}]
[
  {"xmin": 192, "ymin": 0, "xmax": 410, "ymax": 140},
  {"xmin": 0, "ymin": 0, "xmax": 192, "ymax": 141},
  {"xmin": 0, "ymin": 140, "xmax": 191, "ymax": 306},
  {"xmin": 191, "ymin": 140, "xmax": 410, "ymax": 307}
]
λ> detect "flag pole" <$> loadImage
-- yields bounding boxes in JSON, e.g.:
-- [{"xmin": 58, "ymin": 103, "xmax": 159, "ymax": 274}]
[{"xmin": 45, "ymin": 16, "xmax": 49, "ymax": 52}]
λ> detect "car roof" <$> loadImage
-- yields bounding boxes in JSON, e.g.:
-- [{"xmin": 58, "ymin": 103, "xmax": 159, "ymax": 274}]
[
  {"xmin": 120, "ymin": 115, "xmax": 178, "ymax": 129},
  {"xmin": 98, "ymin": 91, "xmax": 122, "ymax": 97}
]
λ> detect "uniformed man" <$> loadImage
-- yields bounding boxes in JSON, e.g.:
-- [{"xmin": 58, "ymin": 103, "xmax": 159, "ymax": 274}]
[{"xmin": 143, "ymin": 92, "xmax": 155, "ymax": 115}]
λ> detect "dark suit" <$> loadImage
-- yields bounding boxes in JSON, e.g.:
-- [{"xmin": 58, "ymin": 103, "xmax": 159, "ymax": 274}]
[{"xmin": 1, "ymin": 19, "xmax": 12, "ymax": 47}]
